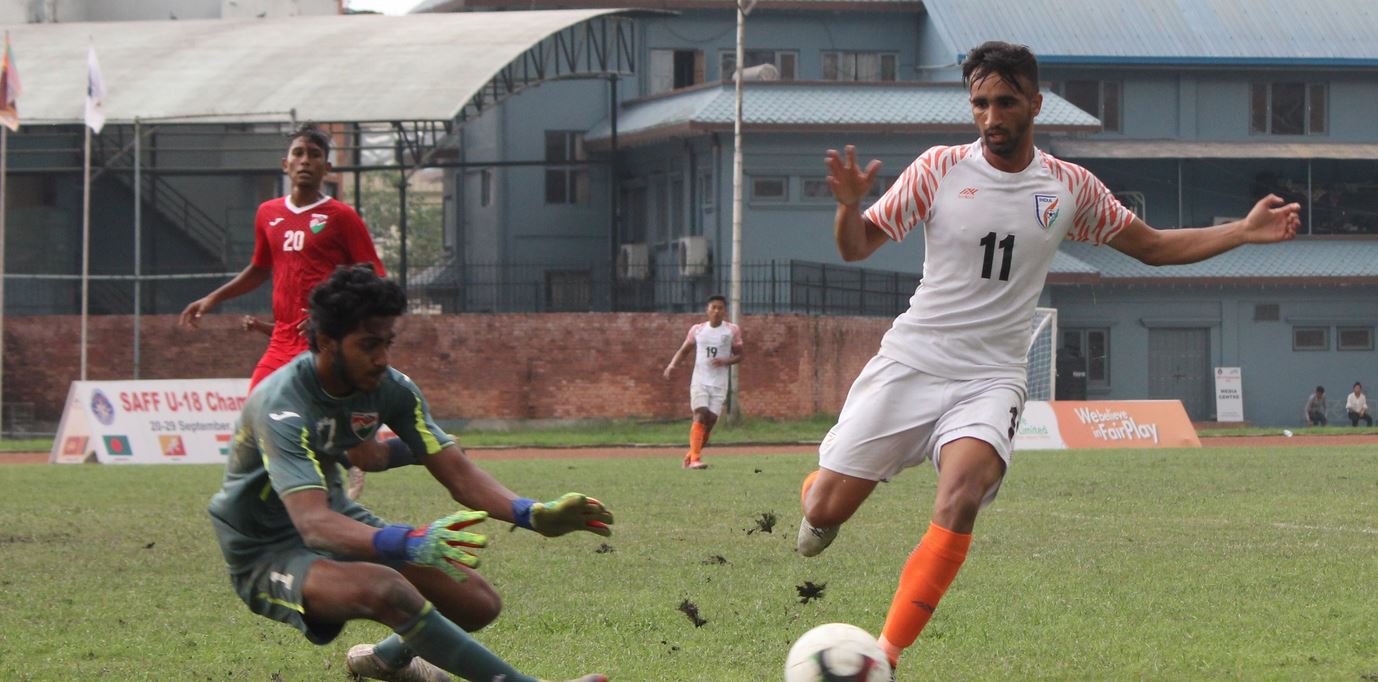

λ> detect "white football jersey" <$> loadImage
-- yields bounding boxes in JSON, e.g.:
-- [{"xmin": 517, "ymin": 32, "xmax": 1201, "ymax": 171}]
[
  {"xmin": 687, "ymin": 321, "xmax": 743, "ymax": 389},
  {"xmin": 862, "ymin": 140, "xmax": 1133, "ymax": 381}
]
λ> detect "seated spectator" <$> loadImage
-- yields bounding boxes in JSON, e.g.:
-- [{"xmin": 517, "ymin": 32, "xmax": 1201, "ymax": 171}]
[
  {"xmin": 1347, "ymin": 382, "xmax": 1372, "ymax": 427},
  {"xmin": 1305, "ymin": 385, "xmax": 1328, "ymax": 426}
]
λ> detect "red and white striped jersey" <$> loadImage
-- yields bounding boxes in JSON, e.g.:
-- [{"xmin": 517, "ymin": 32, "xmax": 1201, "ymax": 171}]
[{"xmin": 862, "ymin": 140, "xmax": 1132, "ymax": 381}]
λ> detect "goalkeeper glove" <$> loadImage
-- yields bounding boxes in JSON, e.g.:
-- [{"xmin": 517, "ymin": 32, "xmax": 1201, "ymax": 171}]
[
  {"xmin": 512, "ymin": 493, "xmax": 614, "ymax": 538},
  {"xmin": 373, "ymin": 510, "xmax": 488, "ymax": 582}
]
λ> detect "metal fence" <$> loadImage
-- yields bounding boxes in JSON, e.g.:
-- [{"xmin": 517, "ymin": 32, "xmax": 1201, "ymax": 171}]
[
  {"xmin": 407, "ymin": 260, "xmax": 919, "ymax": 316},
  {"xmin": 2, "ymin": 260, "xmax": 921, "ymax": 317}
]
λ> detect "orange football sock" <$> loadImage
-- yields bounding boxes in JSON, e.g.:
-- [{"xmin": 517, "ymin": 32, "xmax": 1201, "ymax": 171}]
[
  {"xmin": 879, "ymin": 521, "xmax": 972, "ymax": 660},
  {"xmin": 689, "ymin": 422, "xmax": 707, "ymax": 457},
  {"xmin": 800, "ymin": 469, "xmax": 821, "ymax": 504}
]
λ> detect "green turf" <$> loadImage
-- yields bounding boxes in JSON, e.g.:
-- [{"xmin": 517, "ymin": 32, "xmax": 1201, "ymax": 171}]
[
  {"xmin": 3, "ymin": 417, "xmax": 1374, "ymax": 454},
  {"xmin": 0, "ymin": 438, "xmax": 55, "ymax": 452},
  {"xmin": 2, "ymin": 446, "xmax": 1376, "ymax": 681},
  {"xmin": 451, "ymin": 415, "xmax": 838, "ymax": 447}
]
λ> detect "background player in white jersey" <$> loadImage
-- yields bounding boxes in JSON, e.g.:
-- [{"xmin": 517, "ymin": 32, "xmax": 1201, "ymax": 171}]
[
  {"xmin": 663, "ymin": 295, "xmax": 743, "ymax": 469},
  {"xmin": 796, "ymin": 41, "xmax": 1300, "ymax": 674}
]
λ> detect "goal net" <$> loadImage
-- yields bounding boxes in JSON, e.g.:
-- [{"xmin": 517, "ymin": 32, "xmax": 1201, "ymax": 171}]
[{"xmin": 1026, "ymin": 307, "xmax": 1058, "ymax": 401}]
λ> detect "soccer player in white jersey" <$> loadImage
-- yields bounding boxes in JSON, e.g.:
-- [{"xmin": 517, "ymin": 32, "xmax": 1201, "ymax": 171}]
[
  {"xmin": 796, "ymin": 41, "xmax": 1301, "ymax": 674},
  {"xmin": 663, "ymin": 295, "xmax": 743, "ymax": 469}
]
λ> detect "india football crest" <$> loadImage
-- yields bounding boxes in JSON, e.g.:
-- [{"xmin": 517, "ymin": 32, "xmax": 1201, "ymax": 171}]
[{"xmin": 1034, "ymin": 194, "xmax": 1060, "ymax": 231}]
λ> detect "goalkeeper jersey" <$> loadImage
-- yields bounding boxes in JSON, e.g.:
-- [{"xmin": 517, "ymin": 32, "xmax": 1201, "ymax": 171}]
[
  {"xmin": 862, "ymin": 140, "xmax": 1133, "ymax": 381},
  {"xmin": 208, "ymin": 351, "xmax": 453, "ymax": 568}
]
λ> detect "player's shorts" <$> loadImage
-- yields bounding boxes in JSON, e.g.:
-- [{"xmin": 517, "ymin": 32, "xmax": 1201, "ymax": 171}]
[
  {"xmin": 818, "ymin": 355, "xmax": 1026, "ymax": 507},
  {"xmin": 210, "ymin": 505, "xmax": 388, "ymax": 644},
  {"xmin": 690, "ymin": 383, "xmax": 727, "ymax": 414}
]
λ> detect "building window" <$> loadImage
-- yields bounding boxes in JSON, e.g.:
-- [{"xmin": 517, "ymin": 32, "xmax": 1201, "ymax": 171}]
[
  {"xmin": 480, "ymin": 169, "xmax": 492, "ymax": 208},
  {"xmin": 649, "ymin": 49, "xmax": 704, "ymax": 95},
  {"xmin": 750, "ymin": 176, "xmax": 787, "ymax": 202},
  {"xmin": 1251, "ymin": 82, "xmax": 1327, "ymax": 135},
  {"xmin": 802, "ymin": 178, "xmax": 833, "ymax": 201},
  {"xmin": 821, "ymin": 52, "xmax": 898, "ymax": 82},
  {"xmin": 544, "ymin": 131, "xmax": 588, "ymax": 204},
  {"xmin": 699, "ymin": 172, "xmax": 714, "ymax": 211},
  {"xmin": 1337, "ymin": 326, "xmax": 1373, "ymax": 351},
  {"xmin": 1062, "ymin": 328, "xmax": 1110, "ymax": 387},
  {"xmin": 720, "ymin": 50, "xmax": 797, "ymax": 81},
  {"xmin": 1293, "ymin": 326, "xmax": 1329, "ymax": 351},
  {"xmin": 1054, "ymin": 80, "xmax": 1121, "ymax": 132}
]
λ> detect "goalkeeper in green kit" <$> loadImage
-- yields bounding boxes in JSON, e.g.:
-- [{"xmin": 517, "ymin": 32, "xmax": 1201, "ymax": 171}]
[{"xmin": 208, "ymin": 264, "xmax": 612, "ymax": 682}]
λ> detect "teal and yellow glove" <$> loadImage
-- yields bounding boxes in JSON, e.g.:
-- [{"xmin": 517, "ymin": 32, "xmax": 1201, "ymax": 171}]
[
  {"xmin": 513, "ymin": 493, "xmax": 614, "ymax": 538},
  {"xmin": 372, "ymin": 510, "xmax": 488, "ymax": 582}
]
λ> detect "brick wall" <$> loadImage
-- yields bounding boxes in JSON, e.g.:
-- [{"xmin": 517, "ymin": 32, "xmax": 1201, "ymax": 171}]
[{"xmin": 3, "ymin": 313, "xmax": 893, "ymax": 426}]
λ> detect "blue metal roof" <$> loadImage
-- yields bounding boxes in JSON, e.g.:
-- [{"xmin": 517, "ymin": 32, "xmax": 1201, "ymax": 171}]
[
  {"xmin": 924, "ymin": 0, "xmax": 1378, "ymax": 66},
  {"xmin": 586, "ymin": 82, "xmax": 1099, "ymax": 144},
  {"xmin": 1053, "ymin": 240, "xmax": 1378, "ymax": 280}
]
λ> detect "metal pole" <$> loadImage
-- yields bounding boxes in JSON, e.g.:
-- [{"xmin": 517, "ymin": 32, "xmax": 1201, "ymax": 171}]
[
  {"xmin": 609, "ymin": 74, "xmax": 619, "ymax": 311},
  {"xmin": 1306, "ymin": 158, "xmax": 1312, "ymax": 235},
  {"xmin": 727, "ymin": 0, "xmax": 747, "ymax": 419},
  {"xmin": 133, "ymin": 119, "xmax": 141, "ymax": 378},
  {"xmin": 81, "ymin": 125, "xmax": 91, "ymax": 381},
  {"xmin": 0, "ymin": 127, "xmax": 7, "ymax": 436},
  {"xmin": 398, "ymin": 169, "xmax": 408, "ymax": 291}
]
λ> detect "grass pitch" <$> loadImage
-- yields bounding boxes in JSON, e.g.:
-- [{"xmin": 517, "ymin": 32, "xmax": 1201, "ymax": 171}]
[{"xmin": 1, "ymin": 445, "xmax": 1375, "ymax": 681}]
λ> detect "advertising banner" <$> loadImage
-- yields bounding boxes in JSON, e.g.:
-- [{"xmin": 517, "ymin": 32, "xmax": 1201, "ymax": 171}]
[
  {"xmin": 49, "ymin": 379, "xmax": 250, "ymax": 464},
  {"xmin": 1014, "ymin": 400, "xmax": 1200, "ymax": 450},
  {"xmin": 1214, "ymin": 367, "xmax": 1244, "ymax": 422}
]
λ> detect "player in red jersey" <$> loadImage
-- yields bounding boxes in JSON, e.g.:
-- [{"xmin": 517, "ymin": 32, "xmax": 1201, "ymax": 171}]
[{"xmin": 180, "ymin": 122, "xmax": 386, "ymax": 389}]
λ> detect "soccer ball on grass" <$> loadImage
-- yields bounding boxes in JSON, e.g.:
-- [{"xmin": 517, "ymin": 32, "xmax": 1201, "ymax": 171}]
[{"xmin": 784, "ymin": 622, "xmax": 892, "ymax": 682}]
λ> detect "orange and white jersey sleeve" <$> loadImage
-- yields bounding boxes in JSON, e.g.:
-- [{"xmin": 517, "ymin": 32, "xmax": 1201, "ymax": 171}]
[
  {"xmin": 863, "ymin": 144, "xmax": 974, "ymax": 242},
  {"xmin": 1043, "ymin": 155, "xmax": 1135, "ymax": 246}
]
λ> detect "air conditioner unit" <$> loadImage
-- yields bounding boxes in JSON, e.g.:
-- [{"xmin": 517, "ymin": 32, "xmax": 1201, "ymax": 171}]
[
  {"xmin": 616, "ymin": 242, "xmax": 651, "ymax": 281},
  {"xmin": 738, "ymin": 63, "xmax": 780, "ymax": 81},
  {"xmin": 676, "ymin": 236, "xmax": 712, "ymax": 278}
]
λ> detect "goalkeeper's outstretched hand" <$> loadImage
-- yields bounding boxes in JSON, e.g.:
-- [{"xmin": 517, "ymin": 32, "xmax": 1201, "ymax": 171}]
[
  {"xmin": 403, "ymin": 510, "xmax": 488, "ymax": 582},
  {"xmin": 530, "ymin": 493, "xmax": 614, "ymax": 538}
]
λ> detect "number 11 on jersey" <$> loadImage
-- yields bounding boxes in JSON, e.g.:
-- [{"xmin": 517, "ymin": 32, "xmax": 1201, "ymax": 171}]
[{"xmin": 979, "ymin": 232, "xmax": 1014, "ymax": 281}]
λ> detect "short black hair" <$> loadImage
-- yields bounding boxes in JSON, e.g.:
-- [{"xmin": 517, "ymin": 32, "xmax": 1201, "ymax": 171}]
[
  {"xmin": 1316, "ymin": 385, "xmax": 1326, "ymax": 393},
  {"xmin": 307, "ymin": 264, "xmax": 405, "ymax": 351},
  {"xmin": 288, "ymin": 122, "xmax": 331, "ymax": 157},
  {"xmin": 962, "ymin": 41, "xmax": 1039, "ymax": 97},
  {"xmin": 1355, "ymin": 382, "xmax": 1363, "ymax": 389},
  {"xmin": 707, "ymin": 294, "xmax": 727, "ymax": 305}
]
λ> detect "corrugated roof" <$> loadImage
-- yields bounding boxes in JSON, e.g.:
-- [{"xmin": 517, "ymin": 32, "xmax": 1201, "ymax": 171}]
[
  {"xmin": 924, "ymin": 0, "xmax": 1378, "ymax": 65},
  {"xmin": 1054, "ymin": 240, "xmax": 1378, "ymax": 280},
  {"xmin": 586, "ymin": 82, "xmax": 1100, "ymax": 144},
  {"xmin": 1052, "ymin": 140, "xmax": 1378, "ymax": 160},
  {"xmin": 5, "ymin": 10, "xmax": 625, "ymax": 125}
]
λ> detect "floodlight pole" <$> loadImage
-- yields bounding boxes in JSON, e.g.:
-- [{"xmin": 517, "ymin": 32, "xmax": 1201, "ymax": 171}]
[{"xmin": 727, "ymin": 0, "xmax": 757, "ymax": 421}]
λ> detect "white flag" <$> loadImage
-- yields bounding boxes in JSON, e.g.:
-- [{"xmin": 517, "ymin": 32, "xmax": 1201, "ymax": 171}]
[{"xmin": 84, "ymin": 43, "xmax": 105, "ymax": 134}]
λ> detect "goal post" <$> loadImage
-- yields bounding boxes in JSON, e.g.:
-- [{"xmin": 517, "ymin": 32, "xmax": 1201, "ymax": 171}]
[{"xmin": 1026, "ymin": 307, "xmax": 1058, "ymax": 401}]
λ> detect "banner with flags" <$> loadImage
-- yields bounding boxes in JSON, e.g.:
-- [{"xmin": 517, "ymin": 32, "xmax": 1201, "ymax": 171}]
[
  {"xmin": 85, "ymin": 43, "xmax": 105, "ymax": 134},
  {"xmin": 0, "ymin": 32, "xmax": 19, "ymax": 131}
]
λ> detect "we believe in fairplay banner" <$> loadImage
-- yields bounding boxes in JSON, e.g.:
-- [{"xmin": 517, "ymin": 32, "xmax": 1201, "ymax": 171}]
[{"xmin": 1014, "ymin": 400, "xmax": 1200, "ymax": 451}]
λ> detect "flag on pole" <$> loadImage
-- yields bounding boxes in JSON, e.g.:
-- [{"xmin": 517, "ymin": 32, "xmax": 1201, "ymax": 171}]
[
  {"xmin": 85, "ymin": 43, "xmax": 105, "ymax": 134},
  {"xmin": 0, "ymin": 32, "xmax": 20, "ymax": 132}
]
